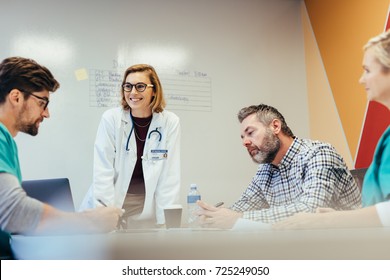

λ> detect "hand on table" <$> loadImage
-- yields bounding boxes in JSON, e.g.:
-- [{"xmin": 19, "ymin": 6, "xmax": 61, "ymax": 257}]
[{"xmin": 196, "ymin": 200, "xmax": 242, "ymax": 229}]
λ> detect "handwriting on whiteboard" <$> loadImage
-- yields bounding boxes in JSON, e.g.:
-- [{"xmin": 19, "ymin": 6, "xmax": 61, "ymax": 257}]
[
  {"xmin": 89, "ymin": 69, "xmax": 121, "ymax": 108},
  {"xmin": 89, "ymin": 68, "xmax": 212, "ymax": 111}
]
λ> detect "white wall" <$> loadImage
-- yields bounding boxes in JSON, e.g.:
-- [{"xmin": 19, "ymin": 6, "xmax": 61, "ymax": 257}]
[{"xmin": 0, "ymin": 0, "xmax": 308, "ymax": 209}]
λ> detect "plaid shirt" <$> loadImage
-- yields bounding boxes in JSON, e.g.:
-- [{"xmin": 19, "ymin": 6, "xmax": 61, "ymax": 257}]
[{"xmin": 230, "ymin": 138, "xmax": 361, "ymax": 223}]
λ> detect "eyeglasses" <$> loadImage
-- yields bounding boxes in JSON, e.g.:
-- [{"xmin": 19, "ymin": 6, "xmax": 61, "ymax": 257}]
[
  {"xmin": 122, "ymin": 82, "xmax": 154, "ymax": 93},
  {"xmin": 29, "ymin": 93, "xmax": 50, "ymax": 111}
]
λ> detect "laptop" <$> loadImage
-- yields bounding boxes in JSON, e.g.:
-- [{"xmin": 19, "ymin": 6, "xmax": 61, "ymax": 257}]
[{"xmin": 21, "ymin": 178, "xmax": 75, "ymax": 212}]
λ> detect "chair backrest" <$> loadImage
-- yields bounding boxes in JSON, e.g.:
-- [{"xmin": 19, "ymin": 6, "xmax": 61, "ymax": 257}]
[
  {"xmin": 350, "ymin": 168, "xmax": 368, "ymax": 192},
  {"xmin": 22, "ymin": 178, "xmax": 75, "ymax": 212}
]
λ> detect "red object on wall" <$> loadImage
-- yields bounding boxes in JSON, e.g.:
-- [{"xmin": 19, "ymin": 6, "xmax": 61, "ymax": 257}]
[
  {"xmin": 355, "ymin": 10, "xmax": 390, "ymax": 168},
  {"xmin": 355, "ymin": 102, "xmax": 390, "ymax": 168}
]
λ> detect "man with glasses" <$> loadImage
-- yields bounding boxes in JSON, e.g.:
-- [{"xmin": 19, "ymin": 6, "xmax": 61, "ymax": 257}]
[
  {"xmin": 0, "ymin": 57, "xmax": 123, "ymax": 259},
  {"xmin": 197, "ymin": 104, "xmax": 362, "ymax": 229}
]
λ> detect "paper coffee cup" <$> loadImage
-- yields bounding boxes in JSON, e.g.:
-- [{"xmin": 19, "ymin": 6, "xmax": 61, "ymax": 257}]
[{"xmin": 164, "ymin": 204, "xmax": 183, "ymax": 229}]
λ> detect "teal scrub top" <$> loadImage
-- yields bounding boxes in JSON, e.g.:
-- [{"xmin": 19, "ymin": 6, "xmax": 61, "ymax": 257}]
[
  {"xmin": 0, "ymin": 122, "xmax": 22, "ymax": 183},
  {"xmin": 362, "ymin": 126, "xmax": 390, "ymax": 207},
  {"xmin": 0, "ymin": 122, "xmax": 22, "ymax": 259}
]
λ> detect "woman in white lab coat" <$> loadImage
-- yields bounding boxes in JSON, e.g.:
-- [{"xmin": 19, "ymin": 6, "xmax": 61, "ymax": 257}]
[{"xmin": 81, "ymin": 64, "xmax": 180, "ymax": 228}]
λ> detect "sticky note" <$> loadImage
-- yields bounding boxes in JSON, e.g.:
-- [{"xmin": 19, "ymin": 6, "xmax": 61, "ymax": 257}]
[{"xmin": 75, "ymin": 68, "xmax": 88, "ymax": 81}]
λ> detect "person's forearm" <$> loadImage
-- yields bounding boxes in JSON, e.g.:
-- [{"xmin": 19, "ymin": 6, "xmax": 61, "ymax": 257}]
[
  {"xmin": 34, "ymin": 204, "xmax": 121, "ymax": 235},
  {"xmin": 33, "ymin": 204, "xmax": 92, "ymax": 235},
  {"xmin": 324, "ymin": 206, "xmax": 382, "ymax": 228}
]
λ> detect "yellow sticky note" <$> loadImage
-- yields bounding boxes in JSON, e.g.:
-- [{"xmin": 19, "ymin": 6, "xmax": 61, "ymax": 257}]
[{"xmin": 75, "ymin": 68, "xmax": 88, "ymax": 81}]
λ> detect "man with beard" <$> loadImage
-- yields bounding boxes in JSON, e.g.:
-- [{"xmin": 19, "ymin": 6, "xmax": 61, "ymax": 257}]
[
  {"xmin": 0, "ymin": 57, "xmax": 123, "ymax": 259},
  {"xmin": 197, "ymin": 104, "xmax": 361, "ymax": 229}
]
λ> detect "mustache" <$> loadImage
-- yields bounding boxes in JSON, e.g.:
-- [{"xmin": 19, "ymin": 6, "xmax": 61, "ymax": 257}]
[{"xmin": 247, "ymin": 142, "xmax": 280, "ymax": 164}]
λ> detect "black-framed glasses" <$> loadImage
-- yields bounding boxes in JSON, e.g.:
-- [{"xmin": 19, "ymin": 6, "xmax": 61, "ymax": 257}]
[
  {"xmin": 122, "ymin": 82, "xmax": 154, "ymax": 93},
  {"xmin": 29, "ymin": 93, "xmax": 50, "ymax": 111}
]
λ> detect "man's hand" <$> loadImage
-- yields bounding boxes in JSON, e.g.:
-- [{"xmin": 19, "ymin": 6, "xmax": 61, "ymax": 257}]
[
  {"xmin": 83, "ymin": 207, "xmax": 124, "ymax": 232},
  {"xmin": 196, "ymin": 200, "xmax": 243, "ymax": 229}
]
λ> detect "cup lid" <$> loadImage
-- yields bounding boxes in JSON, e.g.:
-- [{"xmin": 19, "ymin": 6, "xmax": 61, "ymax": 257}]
[{"xmin": 164, "ymin": 204, "xmax": 183, "ymax": 209}]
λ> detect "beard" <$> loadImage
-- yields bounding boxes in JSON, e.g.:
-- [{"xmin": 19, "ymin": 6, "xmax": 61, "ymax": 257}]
[
  {"xmin": 249, "ymin": 128, "xmax": 280, "ymax": 164},
  {"xmin": 20, "ymin": 122, "xmax": 39, "ymax": 136},
  {"xmin": 16, "ymin": 104, "xmax": 42, "ymax": 136}
]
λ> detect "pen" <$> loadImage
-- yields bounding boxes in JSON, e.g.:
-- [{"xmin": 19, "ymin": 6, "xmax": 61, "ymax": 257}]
[
  {"xmin": 214, "ymin": 202, "xmax": 224, "ymax": 208},
  {"xmin": 97, "ymin": 199, "xmax": 127, "ymax": 229},
  {"xmin": 97, "ymin": 199, "xmax": 107, "ymax": 207}
]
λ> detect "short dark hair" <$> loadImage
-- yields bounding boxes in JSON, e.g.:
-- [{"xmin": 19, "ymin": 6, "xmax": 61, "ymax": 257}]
[
  {"xmin": 238, "ymin": 104, "xmax": 294, "ymax": 137},
  {"xmin": 0, "ymin": 56, "xmax": 60, "ymax": 104}
]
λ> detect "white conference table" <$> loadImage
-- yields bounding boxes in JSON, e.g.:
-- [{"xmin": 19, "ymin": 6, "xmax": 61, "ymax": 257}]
[{"xmin": 11, "ymin": 227, "xmax": 390, "ymax": 260}]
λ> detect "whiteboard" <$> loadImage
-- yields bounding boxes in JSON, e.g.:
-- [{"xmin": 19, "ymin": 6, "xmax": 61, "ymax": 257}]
[{"xmin": 1, "ymin": 0, "xmax": 308, "ymax": 209}]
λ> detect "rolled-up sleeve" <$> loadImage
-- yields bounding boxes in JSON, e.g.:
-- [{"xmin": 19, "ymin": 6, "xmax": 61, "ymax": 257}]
[{"xmin": 0, "ymin": 173, "xmax": 43, "ymax": 234}]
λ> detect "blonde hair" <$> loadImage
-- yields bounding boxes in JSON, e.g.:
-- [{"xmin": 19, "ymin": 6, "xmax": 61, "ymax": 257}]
[
  {"xmin": 364, "ymin": 29, "xmax": 390, "ymax": 72},
  {"xmin": 120, "ymin": 64, "xmax": 165, "ymax": 113}
]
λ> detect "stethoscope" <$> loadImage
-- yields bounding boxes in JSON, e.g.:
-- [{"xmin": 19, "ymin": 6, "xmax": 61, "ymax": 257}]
[{"xmin": 125, "ymin": 113, "xmax": 162, "ymax": 151}]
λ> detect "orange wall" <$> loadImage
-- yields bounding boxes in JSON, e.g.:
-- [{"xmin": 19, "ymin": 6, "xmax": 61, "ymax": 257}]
[
  {"xmin": 304, "ymin": 0, "xmax": 389, "ymax": 160},
  {"xmin": 301, "ymin": 3, "xmax": 353, "ymax": 168}
]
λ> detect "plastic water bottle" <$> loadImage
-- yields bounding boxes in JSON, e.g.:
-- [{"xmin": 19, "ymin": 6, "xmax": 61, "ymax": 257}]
[{"xmin": 187, "ymin": 183, "xmax": 201, "ymax": 227}]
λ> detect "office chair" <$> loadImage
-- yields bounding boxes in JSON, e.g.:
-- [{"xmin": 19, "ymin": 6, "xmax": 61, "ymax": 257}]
[{"xmin": 350, "ymin": 168, "xmax": 368, "ymax": 193}]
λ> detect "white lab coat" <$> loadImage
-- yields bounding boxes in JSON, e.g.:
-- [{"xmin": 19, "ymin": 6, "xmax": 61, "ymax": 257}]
[{"xmin": 80, "ymin": 107, "xmax": 181, "ymax": 225}]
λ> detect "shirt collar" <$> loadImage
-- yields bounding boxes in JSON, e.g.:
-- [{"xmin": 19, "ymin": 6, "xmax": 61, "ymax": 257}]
[{"xmin": 279, "ymin": 137, "xmax": 300, "ymax": 168}]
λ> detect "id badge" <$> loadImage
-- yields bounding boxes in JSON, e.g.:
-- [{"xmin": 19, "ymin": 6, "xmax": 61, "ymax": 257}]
[{"xmin": 150, "ymin": 149, "xmax": 168, "ymax": 160}]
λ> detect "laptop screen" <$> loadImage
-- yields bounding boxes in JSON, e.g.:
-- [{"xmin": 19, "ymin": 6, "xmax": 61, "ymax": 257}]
[{"xmin": 21, "ymin": 178, "xmax": 75, "ymax": 212}]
